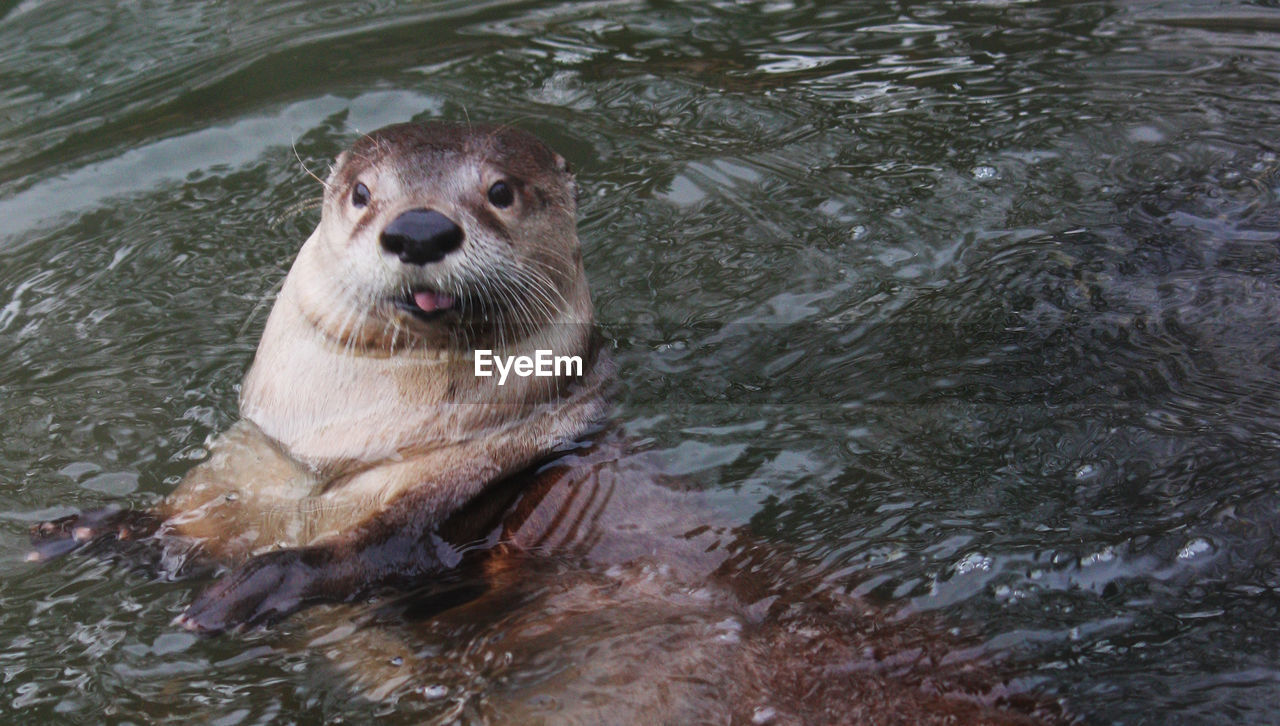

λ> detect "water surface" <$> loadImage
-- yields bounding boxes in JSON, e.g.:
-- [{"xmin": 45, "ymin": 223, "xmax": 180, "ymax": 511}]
[{"xmin": 3, "ymin": 0, "xmax": 1280, "ymax": 723}]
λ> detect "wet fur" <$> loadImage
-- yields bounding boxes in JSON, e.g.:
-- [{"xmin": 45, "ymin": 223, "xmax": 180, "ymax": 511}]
[
  {"xmin": 34, "ymin": 122, "xmax": 606, "ymax": 630},
  {"xmin": 32, "ymin": 122, "xmax": 1067, "ymax": 723}
]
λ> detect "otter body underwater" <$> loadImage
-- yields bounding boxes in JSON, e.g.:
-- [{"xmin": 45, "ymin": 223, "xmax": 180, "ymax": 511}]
[{"xmin": 30, "ymin": 122, "xmax": 1064, "ymax": 724}]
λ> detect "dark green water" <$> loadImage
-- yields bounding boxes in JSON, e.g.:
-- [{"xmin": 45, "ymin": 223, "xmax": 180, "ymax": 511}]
[{"xmin": 3, "ymin": 0, "xmax": 1280, "ymax": 722}]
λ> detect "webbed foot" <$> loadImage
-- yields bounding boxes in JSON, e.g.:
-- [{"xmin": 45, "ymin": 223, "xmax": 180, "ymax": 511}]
[
  {"xmin": 28, "ymin": 507, "xmax": 159, "ymax": 562},
  {"xmin": 176, "ymin": 548, "xmax": 327, "ymax": 635}
]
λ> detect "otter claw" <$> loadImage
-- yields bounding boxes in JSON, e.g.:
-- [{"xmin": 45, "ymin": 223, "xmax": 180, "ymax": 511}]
[
  {"xmin": 179, "ymin": 549, "xmax": 321, "ymax": 635},
  {"xmin": 25, "ymin": 538, "xmax": 80, "ymax": 562},
  {"xmin": 27, "ymin": 507, "xmax": 159, "ymax": 562}
]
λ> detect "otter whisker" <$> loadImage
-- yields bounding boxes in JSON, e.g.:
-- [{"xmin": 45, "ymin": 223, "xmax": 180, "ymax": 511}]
[
  {"xmin": 503, "ymin": 267, "xmax": 546, "ymax": 339},
  {"xmin": 268, "ymin": 197, "xmax": 324, "ymax": 235},
  {"xmin": 507, "ymin": 264, "xmax": 565, "ymax": 334},
  {"xmin": 505, "ymin": 267, "xmax": 554, "ymax": 338},
  {"xmin": 292, "ymin": 138, "xmax": 332, "ymax": 192},
  {"xmin": 514, "ymin": 262, "xmax": 569, "ymax": 316}
]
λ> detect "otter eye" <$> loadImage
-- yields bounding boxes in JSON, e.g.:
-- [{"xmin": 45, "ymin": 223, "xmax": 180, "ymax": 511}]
[
  {"xmin": 351, "ymin": 182, "xmax": 370, "ymax": 208},
  {"xmin": 487, "ymin": 180, "xmax": 514, "ymax": 209}
]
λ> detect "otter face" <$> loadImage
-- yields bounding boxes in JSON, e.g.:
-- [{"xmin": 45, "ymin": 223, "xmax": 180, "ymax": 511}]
[{"xmin": 312, "ymin": 123, "xmax": 581, "ymax": 347}]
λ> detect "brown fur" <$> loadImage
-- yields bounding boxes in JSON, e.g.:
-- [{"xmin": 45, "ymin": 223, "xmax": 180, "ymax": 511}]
[
  {"xmin": 159, "ymin": 122, "xmax": 605, "ymax": 562},
  {"xmin": 33, "ymin": 122, "xmax": 1067, "ymax": 723},
  {"xmin": 304, "ymin": 434, "xmax": 1066, "ymax": 724}
]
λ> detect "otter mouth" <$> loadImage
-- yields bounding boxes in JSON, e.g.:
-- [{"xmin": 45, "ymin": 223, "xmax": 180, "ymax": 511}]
[{"xmin": 394, "ymin": 289, "xmax": 458, "ymax": 322}]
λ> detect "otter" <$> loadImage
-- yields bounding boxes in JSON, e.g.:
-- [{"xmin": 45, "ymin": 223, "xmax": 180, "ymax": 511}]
[
  {"xmin": 32, "ymin": 122, "xmax": 610, "ymax": 632},
  {"xmin": 30, "ymin": 122, "xmax": 1065, "ymax": 723}
]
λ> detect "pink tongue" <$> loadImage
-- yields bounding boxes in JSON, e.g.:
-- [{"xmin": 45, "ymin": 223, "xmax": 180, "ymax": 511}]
[{"xmin": 413, "ymin": 291, "xmax": 455, "ymax": 313}]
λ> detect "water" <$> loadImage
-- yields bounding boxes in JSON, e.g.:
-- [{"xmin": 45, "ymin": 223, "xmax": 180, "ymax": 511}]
[{"xmin": 3, "ymin": 0, "xmax": 1280, "ymax": 722}]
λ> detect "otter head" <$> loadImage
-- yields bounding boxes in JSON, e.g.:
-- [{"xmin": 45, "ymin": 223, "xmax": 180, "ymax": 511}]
[
  {"xmin": 238, "ymin": 122, "xmax": 603, "ymax": 467},
  {"xmin": 298, "ymin": 122, "xmax": 586, "ymax": 352}
]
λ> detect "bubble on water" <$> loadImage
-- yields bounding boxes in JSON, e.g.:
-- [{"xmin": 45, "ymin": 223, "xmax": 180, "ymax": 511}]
[
  {"xmin": 972, "ymin": 165, "xmax": 998, "ymax": 180},
  {"xmin": 1075, "ymin": 463, "xmax": 1097, "ymax": 479},
  {"xmin": 955, "ymin": 552, "xmax": 992, "ymax": 574},
  {"xmin": 1178, "ymin": 538, "xmax": 1212, "ymax": 561}
]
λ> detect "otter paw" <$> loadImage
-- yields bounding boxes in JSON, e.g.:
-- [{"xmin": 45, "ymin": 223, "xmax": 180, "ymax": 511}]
[
  {"xmin": 176, "ymin": 549, "xmax": 320, "ymax": 635},
  {"xmin": 27, "ymin": 507, "xmax": 158, "ymax": 562}
]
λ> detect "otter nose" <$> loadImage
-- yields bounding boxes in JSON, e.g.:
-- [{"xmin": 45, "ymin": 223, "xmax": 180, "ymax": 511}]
[{"xmin": 379, "ymin": 209, "xmax": 464, "ymax": 265}]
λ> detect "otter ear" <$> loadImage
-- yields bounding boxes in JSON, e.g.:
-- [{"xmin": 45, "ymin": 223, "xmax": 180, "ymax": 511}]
[
  {"xmin": 552, "ymin": 152, "xmax": 578, "ymax": 201},
  {"xmin": 326, "ymin": 150, "xmax": 349, "ymax": 184}
]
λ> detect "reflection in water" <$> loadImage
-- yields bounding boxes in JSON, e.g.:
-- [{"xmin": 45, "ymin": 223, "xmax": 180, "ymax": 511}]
[
  {"xmin": 2, "ymin": 0, "xmax": 1280, "ymax": 723},
  {"xmin": 295, "ymin": 435, "xmax": 1058, "ymax": 723}
]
